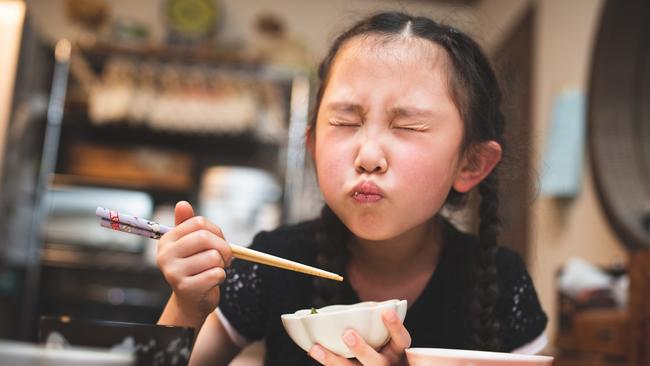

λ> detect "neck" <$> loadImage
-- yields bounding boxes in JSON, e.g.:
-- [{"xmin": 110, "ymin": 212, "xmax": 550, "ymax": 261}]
[{"xmin": 348, "ymin": 217, "xmax": 444, "ymax": 279}]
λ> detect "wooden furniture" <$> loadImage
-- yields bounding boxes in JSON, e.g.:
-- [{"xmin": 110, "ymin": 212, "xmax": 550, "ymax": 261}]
[
  {"xmin": 554, "ymin": 251, "xmax": 650, "ymax": 366},
  {"xmin": 628, "ymin": 251, "xmax": 650, "ymax": 366}
]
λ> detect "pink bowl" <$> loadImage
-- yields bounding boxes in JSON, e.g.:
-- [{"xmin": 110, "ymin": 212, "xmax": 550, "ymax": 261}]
[{"xmin": 406, "ymin": 348, "xmax": 554, "ymax": 366}]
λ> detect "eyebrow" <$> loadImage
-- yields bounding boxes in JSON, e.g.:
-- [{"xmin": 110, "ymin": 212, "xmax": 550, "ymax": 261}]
[
  {"xmin": 324, "ymin": 102, "xmax": 439, "ymax": 120},
  {"xmin": 390, "ymin": 106, "xmax": 437, "ymax": 119},
  {"xmin": 324, "ymin": 102, "xmax": 365, "ymax": 115}
]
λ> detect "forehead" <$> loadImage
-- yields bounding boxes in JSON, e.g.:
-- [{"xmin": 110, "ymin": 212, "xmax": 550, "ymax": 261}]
[
  {"xmin": 321, "ymin": 34, "xmax": 455, "ymax": 110},
  {"xmin": 329, "ymin": 34, "xmax": 450, "ymax": 82}
]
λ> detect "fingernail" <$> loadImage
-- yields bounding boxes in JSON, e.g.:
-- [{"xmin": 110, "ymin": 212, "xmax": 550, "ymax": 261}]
[
  {"xmin": 310, "ymin": 345, "xmax": 325, "ymax": 362},
  {"xmin": 343, "ymin": 330, "xmax": 356, "ymax": 346}
]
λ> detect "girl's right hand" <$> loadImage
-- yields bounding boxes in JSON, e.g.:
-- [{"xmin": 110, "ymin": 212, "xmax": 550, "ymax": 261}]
[{"xmin": 157, "ymin": 201, "xmax": 233, "ymax": 323}]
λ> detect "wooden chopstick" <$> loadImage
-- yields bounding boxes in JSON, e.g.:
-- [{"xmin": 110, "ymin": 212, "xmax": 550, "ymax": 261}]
[
  {"xmin": 231, "ymin": 244, "xmax": 344, "ymax": 282},
  {"xmin": 96, "ymin": 207, "xmax": 344, "ymax": 282}
]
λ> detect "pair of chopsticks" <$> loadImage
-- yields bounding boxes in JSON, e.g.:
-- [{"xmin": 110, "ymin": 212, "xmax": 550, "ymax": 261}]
[{"xmin": 96, "ymin": 207, "xmax": 343, "ymax": 282}]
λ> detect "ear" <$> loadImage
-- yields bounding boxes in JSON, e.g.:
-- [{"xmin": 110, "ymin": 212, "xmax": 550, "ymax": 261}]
[{"xmin": 452, "ymin": 141, "xmax": 502, "ymax": 193}]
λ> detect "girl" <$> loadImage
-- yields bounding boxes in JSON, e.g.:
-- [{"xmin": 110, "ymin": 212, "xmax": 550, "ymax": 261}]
[{"xmin": 156, "ymin": 11, "xmax": 548, "ymax": 366}]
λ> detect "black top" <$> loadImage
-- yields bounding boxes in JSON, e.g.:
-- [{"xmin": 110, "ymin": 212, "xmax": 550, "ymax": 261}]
[{"xmin": 219, "ymin": 219, "xmax": 547, "ymax": 366}]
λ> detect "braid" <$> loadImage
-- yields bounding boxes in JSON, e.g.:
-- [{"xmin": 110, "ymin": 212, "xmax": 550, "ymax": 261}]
[
  {"xmin": 470, "ymin": 171, "xmax": 502, "ymax": 351},
  {"xmin": 313, "ymin": 205, "xmax": 349, "ymax": 308}
]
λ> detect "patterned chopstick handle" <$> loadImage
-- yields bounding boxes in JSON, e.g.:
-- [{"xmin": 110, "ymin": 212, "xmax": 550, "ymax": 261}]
[
  {"xmin": 99, "ymin": 218, "xmax": 165, "ymax": 239},
  {"xmin": 96, "ymin": 207, "xmax": 171, "ymax": 238}
]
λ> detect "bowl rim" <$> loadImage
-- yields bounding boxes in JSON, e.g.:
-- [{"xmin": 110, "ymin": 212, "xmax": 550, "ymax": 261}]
[
  {"xmin": 405, "ymin": 348, "xmax": 554, "ymax": 362},
  {"xmin": 281, "ymin": 299, "xmax": 406, "ymax": 320},
  {"xmin": 39, "ymin": 316, "xmax": 194, "ymax": 331}
]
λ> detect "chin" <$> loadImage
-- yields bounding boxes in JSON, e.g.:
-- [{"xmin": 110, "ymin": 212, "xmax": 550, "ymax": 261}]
[
  {"xmin": 352, "ymin": 231, "xmax": 395, "ymax": 241},
  {"xmin": 344, "ymin": 218, "xmax": 400, "ymax": 241}
]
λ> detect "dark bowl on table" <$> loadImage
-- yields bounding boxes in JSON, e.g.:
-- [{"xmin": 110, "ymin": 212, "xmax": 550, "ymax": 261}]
[{"xmin": 39, "ymin": 316, "xmax": 194, "ymax": 366}]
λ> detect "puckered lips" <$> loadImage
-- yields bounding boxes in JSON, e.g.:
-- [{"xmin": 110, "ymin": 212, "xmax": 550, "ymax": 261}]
[{"xmin": 350, "ymin": 180, "xmax": 384, "ymax": 203}]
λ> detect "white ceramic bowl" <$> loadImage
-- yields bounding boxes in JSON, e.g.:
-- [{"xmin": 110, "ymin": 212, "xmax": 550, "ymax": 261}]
[
  {"xmin": 406, "ymin": 348, "xmax": 554, "ymax": 366},
  {"xmin": 281, "ymin": 299, "xmax": 407, "ymax": 358}
]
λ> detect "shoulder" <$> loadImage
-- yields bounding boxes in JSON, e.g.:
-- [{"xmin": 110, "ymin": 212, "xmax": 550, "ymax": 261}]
[
  {"xmin": 494, "ymin": 247, "xmax": 528, "ymax": 282},
  {"xmin": 443, "ymin": 221, "xmax": 538, "ymax": 286}
]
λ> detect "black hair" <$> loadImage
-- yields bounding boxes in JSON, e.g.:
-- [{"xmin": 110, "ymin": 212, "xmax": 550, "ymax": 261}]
[{"xmin": 310, "ymin": 11, "xmax": 505, "ymax": 351}]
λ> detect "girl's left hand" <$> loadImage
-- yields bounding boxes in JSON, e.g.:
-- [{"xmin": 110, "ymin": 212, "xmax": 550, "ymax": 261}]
[{"xmin": 308, "ymin": 310, "xmax": 411, "ymax": 366}]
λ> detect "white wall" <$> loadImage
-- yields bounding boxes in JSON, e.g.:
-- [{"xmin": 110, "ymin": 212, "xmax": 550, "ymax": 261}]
[{"xmin": 529, "ymin": 0, "xmax": 627, "ymax": 341}]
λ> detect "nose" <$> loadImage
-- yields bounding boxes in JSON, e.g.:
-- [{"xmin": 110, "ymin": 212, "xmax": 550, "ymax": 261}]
[{"xmin": 353, "ymin": 138, "xmax": 388, "ymax": 174}]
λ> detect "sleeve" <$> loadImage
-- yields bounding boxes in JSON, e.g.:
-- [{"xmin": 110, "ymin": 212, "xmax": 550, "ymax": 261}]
[
  {"xmin": 511, "ymin": 331, "xmax": 548, "ymax": 354},
  {"xmin": 496, "ymin": 249, "xmax": 548, "ymax": 352},
  {"xmin": 217, "ymin": 230, "xmax": 271, "ymax": 342}
]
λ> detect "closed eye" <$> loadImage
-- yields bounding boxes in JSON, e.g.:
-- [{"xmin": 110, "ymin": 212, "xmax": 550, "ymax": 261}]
[
  {"xmin": 329, "ymin": 119, "xmax": 361, "ymax": 127},
  {"xmin": 392, "ymin": 124, "xmax": 428, "ymax": 132}
]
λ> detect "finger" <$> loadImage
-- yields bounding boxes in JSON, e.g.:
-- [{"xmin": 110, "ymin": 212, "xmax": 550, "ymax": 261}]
[
  {"xmin": 379, "ymin": 310, "xmax": 411, "ymax": 363},
  {"xmin": 174, "ymin": 249, "xmax": 226, "ymax": 277},
  {"xmin": 341, "ymin": 330, "xmax": 386, "ymax": 366},
  {"xmin": 165, "ymin": 216, "xmax": 226, "ymax": 243},
  {"xmin": 158, "ymin": 229, "xmax": 233, "ymax": 272},
  {"xmin": 176, "ymin": 267, "xmax": 227, "ymax": 295},
  {"xmin": 173, "ymin": 229, "xmax": 232, "ymax": 264},
  {"xmin": 309, "ymin": 344, "xmax": 357, "ymax": 366},
  {"xmin": 174, "ymin": 201, "xmax": 195, "ymax": 226}
]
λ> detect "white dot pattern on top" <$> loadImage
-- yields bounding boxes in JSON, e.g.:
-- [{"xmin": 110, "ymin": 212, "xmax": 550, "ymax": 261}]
[
  {"xmin": 498, "ymin": 262, "xmax": 548, "ymax": 350},
  {"xmin": 222, "ymin": 261, "xmax": 265, "ymax": 340}
]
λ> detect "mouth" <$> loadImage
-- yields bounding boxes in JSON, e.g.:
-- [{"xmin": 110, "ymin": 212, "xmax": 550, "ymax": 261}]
[{"xmin": 350, "ymin": 181, "xmax": 384, "ymax": 203}]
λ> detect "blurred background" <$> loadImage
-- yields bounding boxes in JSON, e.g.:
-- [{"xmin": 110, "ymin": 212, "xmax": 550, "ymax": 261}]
[{"xmin": 0, "ymin": 0, "xmax": 648, "ymax": 365}]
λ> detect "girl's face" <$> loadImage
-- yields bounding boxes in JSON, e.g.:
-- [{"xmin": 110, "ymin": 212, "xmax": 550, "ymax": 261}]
[{"xmin": 313, "ymin": 36, "xmax": 465, "ymax": 241}]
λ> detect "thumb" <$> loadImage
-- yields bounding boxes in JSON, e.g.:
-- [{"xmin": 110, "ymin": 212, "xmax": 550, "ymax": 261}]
[{"xmin": 174, "ymin": 201, "xmax": 195, "ymax": 226}]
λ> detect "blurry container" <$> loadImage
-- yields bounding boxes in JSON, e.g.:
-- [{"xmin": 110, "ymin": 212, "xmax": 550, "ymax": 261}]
[
  {"xmin": 0, "ymin": 340, "xmax": 134, "ymax": 366},
  {"xmin": 199, "ymin": 166, "xmax": 281, "ymax": 247},
  {"xmin": 44, "ymin": 186, "xmax": 153, "ymax": 252},
  {"xmin": 39, "ymin": 316, "xmax": 193, "ymax": 366}
]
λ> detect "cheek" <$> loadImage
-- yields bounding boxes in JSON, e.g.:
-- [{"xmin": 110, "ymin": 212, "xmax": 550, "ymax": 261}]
[
  {"xmin": 316, "ymin": 155, "xmax": 344, "ymax": 183},
  {"xmin": 394, "ymin": 144, "xmax": 460, "ymax": 205},
  {"xmin": 314, "ymin": 137, "xmax": 349, "ymax": 195}
]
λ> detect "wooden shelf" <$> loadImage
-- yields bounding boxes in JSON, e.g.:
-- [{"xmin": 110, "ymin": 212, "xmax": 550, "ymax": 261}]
[
  {"xmin": 51, "ymin": 173, "xmax": 186, "ymax": 193},
  {"xmin": 79, "ymin": 41, "xmax": 264, "ymax": 67},
  {"xmin": 57, "ymin": 110, "xmax": 285, "ymax": 182},
  {"xmin": 41, "ymin": 243, "xmax": 157, "ymax": 272}
]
